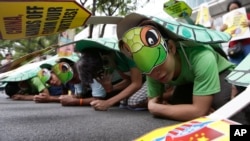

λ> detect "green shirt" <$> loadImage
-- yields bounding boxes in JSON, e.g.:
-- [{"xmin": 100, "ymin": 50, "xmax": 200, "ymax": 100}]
[
  {"xmin": 28, "ymin": 76, "xmax": 46, "ymax": 94},
  {"xmin": 147, "ymin": 43, "xmax": 235, "ymax": 98}
]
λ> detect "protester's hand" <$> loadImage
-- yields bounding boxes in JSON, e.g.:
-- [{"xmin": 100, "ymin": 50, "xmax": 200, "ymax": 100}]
[
  {"xmin": 33, "ymin": 93, "xmax": 50, "ymax": 103},
  {"xmin": 148, "ymin": 96, "xmax": 162, "ymax": 105},
  {"xmin": 90, "ymin": 100, "xmax": 110, "ymax": 111},
  {"xmin": 148, "ymin": 96, "xmax": 169, "ymax": 112},
  {"xmin": 11, "ymin": 94, "xmax": 25, "ymax": 100},
  {"xmin": 59, "ymin": 95, "xmax": 77, "ymax": 106},
  {"xmin": 96, "ymin": 69, "xmax": 113, "ymax": 93},
  {"xmin": 240, "ymin": 20, "xmax": 250, "ymax": 27},
  {"xmin": 220, "ymin": 24, "xmax": 228, "ymax": 31},
  {"xmin": 148, "ymin": 97, "xmax": 159, "ymax": 113}
]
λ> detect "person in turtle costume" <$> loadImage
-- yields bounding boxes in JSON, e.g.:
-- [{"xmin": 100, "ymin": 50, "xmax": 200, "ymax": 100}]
[
  {"xmin": 75, "ymin": 38, "xmax": 148, "ymax": 111},
  {"xmin": 37, "ymin": 54, "xmax": 108, "ymax": 106},
  {"xmin": 5, "ymin": 76, "xmax": 50, "ymax": 101},
  {"xmin": 117, "ymin": 13, "xmax": 249, "ymax": 124},
  {"xmin": 35, "ymin": 58, "xmax": 76, "ymax": 103}
]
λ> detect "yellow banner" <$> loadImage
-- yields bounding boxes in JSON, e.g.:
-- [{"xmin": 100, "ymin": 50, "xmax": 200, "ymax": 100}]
[
  {"xmin": 163, "ymin": 0, "xmax": 192, "ymax": 18},
  {"xmin": 0, "ymin": 0, "xmax": 91, "ymax": 40}
]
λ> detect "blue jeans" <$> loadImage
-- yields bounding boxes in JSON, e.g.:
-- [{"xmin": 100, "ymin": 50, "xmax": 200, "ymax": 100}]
[{"xmin": 229, "ymin": 44, "xmax": 250, "ymax": 65}]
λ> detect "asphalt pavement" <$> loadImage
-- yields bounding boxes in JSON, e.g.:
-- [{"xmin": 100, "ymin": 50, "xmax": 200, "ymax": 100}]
[{"xmin": 0, "ymin": 93, "xmax": 180, "ymax": 141}]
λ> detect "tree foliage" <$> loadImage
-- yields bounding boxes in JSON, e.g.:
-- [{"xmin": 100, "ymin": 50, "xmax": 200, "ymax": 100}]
[
  {"xmin": 0, "ymin": 34, "xmax": 58, "ymax": 59},
  {"xmin": 82, "ymin": 0, "xmax": 150, "ymax": 37},
  {"xmin": 0, "ymin": 0, "xmax": 151, "ymax": 59}
]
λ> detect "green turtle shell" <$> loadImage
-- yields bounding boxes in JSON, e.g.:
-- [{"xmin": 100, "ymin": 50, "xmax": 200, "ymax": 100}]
[
  {"xmin": 146, "ymin": 15, "xmax": 231, "ymax": 43},
  {"xmin": 0, "ymin": 55, "xmax": 58, "ymax": 82},
  {"xmin": 0, "ymin": 53, "xmax": 80, "ymax": 83},
  {"xmin": 144, "ymin": 15, "xmax": 248, "ymax": 87},
  {"xmin": 75, "ymin": 38, "xmax": 119, "ymax": 52}
]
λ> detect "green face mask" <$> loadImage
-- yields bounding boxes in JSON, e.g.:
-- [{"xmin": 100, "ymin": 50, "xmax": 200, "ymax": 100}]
[
  {"xmin": 37, "ymin": 68, "xmax": 51, "ymax": 85},
  {"xmin": 52, "ymin": 62, "xmax": 74, "ymax": 84},
  {"xmin": 120, "ymin": 25, "xmax": 168, "ymax": 74}
]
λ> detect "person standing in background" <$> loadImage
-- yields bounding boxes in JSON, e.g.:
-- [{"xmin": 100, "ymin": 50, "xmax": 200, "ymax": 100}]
[
  {"xmin": 1, "ymin": 53, "xmax": 13, "ymax": 66},
  {"xmin": 220, "ymin": 0, "xmax": 250, "ymax": 65}
]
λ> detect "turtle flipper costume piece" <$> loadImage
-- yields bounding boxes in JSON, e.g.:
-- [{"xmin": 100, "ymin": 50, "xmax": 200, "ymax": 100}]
[{"xmin": 117, "ymin": 13, "xmax": 231, "ymax": 73}]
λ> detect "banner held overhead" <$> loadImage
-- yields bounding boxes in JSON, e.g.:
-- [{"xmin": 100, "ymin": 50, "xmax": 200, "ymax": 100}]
[{"xmin": 0, "ymin": 0, "xmax": 91, "ymax": 40}]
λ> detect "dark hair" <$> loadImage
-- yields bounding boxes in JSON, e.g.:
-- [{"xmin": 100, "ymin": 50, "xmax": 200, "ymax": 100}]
[
  {"xmin": 5, "ymin": 82, "xmax": 20, "ymax": 97},
  {"xmin": 76, "ymin": 48, "xmax": 109, "ymax": 84},
  {"xmin": 227, "ymin": 0, "xmax": 242, "ymax": 12}
]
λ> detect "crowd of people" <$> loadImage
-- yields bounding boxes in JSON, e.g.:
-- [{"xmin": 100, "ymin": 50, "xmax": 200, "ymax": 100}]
[{"xmin": 1, "ymin": 0, "xmax": 250, "ymax": 125}]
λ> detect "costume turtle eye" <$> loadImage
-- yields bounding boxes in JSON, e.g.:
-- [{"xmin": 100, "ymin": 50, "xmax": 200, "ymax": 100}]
[
  {"xmin": 141, "ymin": 26, "xmax": 160, "ymax": 47},
  {"xmin": 42, "ymin": 69, "xmax": 50, "ymax": 76},
  {"xmin": 59, "ymin": 62, "xmax": 71, "ymax": 73},
  {"xmin": 37, "ymin": 68, "xmax": 51, "ymax": 85}
]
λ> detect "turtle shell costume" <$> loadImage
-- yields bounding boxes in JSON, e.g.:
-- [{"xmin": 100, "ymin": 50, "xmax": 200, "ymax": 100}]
[
  {"xmin": 75, "ymin": 37, "xmax": 120, "ymax": 52},
  {"xmin": 117, "ymin": 13, "xmax": 231, "ymax": 74}
]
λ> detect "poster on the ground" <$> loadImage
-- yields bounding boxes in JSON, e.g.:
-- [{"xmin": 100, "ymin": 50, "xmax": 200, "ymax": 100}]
[
  {"xmin": 134, "ymin": 116, "xmax": 238, "ymax": 141},
  {"xmin": 0, "ymin": 0, "xmax": 91, "ymax": 40},
  {"xmin": 222, "ymin": 7, "xmax": 250, "ymax": 41}
]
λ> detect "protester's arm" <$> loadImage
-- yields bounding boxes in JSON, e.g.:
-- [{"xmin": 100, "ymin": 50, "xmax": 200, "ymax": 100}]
[
  {"xmin": 111, "ymin": 71, "xmax": 131, "ymax": 92},
  {"xmin": 91, "ymin": 68, "xmax": 142, "ymax": 110},
  {"xmin": 95, "ymin": 69, "xmax": 130, "ymax": 93},
  {"xmin": 33, "ymin": 93, "xmax": 60, "ymax": 103},
  {"xmin": 11, "ymin": 94, "xmax": 34, "ymax": 101},
  {"xmin": 105, "ymin": 68, "xmax": 142, "ymax": 106},
  {"xmin": 40, "ymin": 88, "xmax": 50, "ymax": 95},
  {"xmin": 148, "ymin": 95, "xmax": 213, "ymax": 121},
  {"xmin": 59, "ymin": 95, "xmax": 100, "ymax": 106}
]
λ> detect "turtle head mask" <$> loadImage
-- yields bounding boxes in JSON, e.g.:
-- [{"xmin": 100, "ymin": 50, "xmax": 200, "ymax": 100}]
[
  {"xmin": 52, "ymin": 62, "xmax": 74, "ymax": 84},
  {"xmin": 119, "ymin": 25, "xmax": 169, "ymax": 74}
]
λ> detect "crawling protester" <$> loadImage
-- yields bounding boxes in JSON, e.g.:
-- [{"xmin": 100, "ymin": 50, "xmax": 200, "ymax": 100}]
[
  {"xmin": 117, "ymin": 13, "xmax": 250, "ymax": 124},
  {"xmin": 4, "ymin": 76, "xmax": 59, "ymax": 102},
  {"xmin": 2, "ymin": 56, "xmax": 64, "ymax": 102},
  {"xmin": 74, "ymin": 38, "xmax": 148, "ymax": 111},
  {"xmin": 38, "ymin": 53, "xmax": 110, "ymax": 106},
  {"xmin": 36, "ymin": 54, "xmax": 80, "ymax": 103}
]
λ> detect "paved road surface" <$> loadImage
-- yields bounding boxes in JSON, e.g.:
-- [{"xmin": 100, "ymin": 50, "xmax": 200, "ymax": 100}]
[{"xmin": 0, "ymin": 93, "xmax": 179, "ymax": 141}]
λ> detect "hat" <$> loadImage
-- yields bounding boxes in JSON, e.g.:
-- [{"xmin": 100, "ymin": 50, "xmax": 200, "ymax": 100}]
[
  {"xmin": 75, "ymin": 38, "xmax": 119, "ymax": 52},
  {"xmin": 117, "ymin": 13, "xmax": 179, "ymax": 41},
  {"xmin": 117, "ymin": 13, "xmax": 231, "ymax": 43}
]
